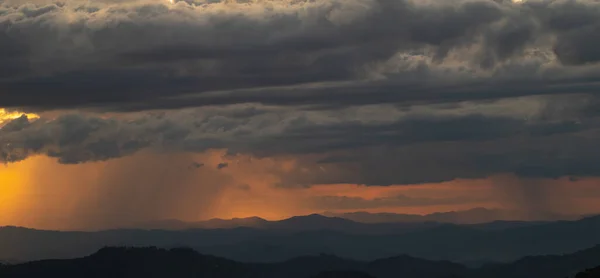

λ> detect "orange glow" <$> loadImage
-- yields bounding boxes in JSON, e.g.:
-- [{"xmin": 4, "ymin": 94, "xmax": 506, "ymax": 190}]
[
  {"xmin": 0, "ymin": 108, "xmax": 39, "ymax": 127},
  {"xmin": 0, "ymin": 158, "xmax": 35, "ymax": 226},
  {"xmin": 1, "ymin": 152, "xmax": 600, "ymax": 230}
]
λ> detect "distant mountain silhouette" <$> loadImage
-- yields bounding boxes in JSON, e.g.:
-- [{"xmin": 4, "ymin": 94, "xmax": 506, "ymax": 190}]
[
  {"xmin": 201, "ymin": 215, "xmax": 600, "ymax": 262},
  {"xmin": 0, "ymin": 247, "xmax": 251, "ymax": 278},
  {"xmin": 311, "ymin": 271, "xmax": 376, "ymax": 278},
  {"xmin": 272, "ymin": 214, "xmax": 356, "ymax": 230},
  {"xmin": 577, "ymin": 266, "xmax": 600, "ymax": 278},
  {"xmin": 468, "ymin": 244, "xmax": 600, "ymax": 278},
  {"xmin": 2, "ymin": 215, "xmax": 600, "ymax": 263},
  {"xmin": 130, "ymin": 212, "xmax": 554, "ymax": 235},
  {"xmin": 1, "ymin": 245, "xmax": 600, "ymax": 278},
  {"xmin": 132, "ymin": 214, "xmax": 443, "ymax": 235},
  {"xmin": 323, "ymin": 207, "xmax": 580, "ymax": 224},
  {"xmin": 133, "ymin": 216, "xmax": 269, "ymax": 230},
  {"xmin": 130, "ymin": 208, "xmax": 580, "ymax": 231},
  {"xmin": 0, "ymin": 247, "xmax": 467, "ymax": 278}
]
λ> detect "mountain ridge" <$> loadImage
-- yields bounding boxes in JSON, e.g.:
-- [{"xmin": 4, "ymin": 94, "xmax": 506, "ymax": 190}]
[
  {"xmin": 323, "ymin": 207, "xmax": 583, "ymax": 224},
  {"xmin": 2, "ymin": 214, "xmax": 600, "ymax": 263},
  {"xmin": 2, "ymin": 245, "xmax": 600, "ymax": 278},
  {"xmin": 121, "ymin": 208, "xmax": 585, "ymax": 231}
]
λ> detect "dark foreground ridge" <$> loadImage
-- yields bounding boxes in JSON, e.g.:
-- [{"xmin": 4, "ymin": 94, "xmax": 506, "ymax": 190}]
[
  {"xmin": 1, "ymin": 245, "xmax": 600, "ymax": 278},
  {"xmin": 3, "ymin": 214, "xmax": 600, "ymax": 263},
  {"xmin": 577, "ymin": 266, "xmax": 600, "ymax": 278}
]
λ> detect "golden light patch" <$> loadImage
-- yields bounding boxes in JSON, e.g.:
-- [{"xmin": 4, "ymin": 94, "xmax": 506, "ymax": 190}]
[{"xmin": 0, "ymin": 108, "xmax": 40, "ymax": 127}]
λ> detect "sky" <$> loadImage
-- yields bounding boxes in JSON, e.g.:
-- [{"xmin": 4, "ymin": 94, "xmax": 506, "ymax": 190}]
[{"xmin": 2, "ymin": 0, "xmax": 600, "ymax": 230}]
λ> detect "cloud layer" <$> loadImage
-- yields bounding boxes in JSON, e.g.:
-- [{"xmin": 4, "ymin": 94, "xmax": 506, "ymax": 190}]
[
  {"xmin": 2, "ymin": 96, "xmax": 599, "ymax": 186},
  {"xmin": 3, "ymin": 0, "xmax": 600, "ymax": 188},
  {"xmin": 1, "ymin": 0, "xmax": 600, "ymax": 111}
]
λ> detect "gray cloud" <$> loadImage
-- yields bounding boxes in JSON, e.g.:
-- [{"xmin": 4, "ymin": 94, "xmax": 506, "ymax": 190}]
[
  {"xmin": 278, "ymin": 131, "xmax": 600, "ymax": 186},
  {"xmin": 0, "ymin": 104, "xmax": 534, "ymax": 164},
  {"xmin": 1, "ymin": 0, "xmax": 600, "ymax": 111},
  {"xmin": 4, "ymin": 0, "xmax": 600, "ymax": 187},
  {"xmin": 3, "ymin": 98, "xmax": 600, "ymax": 185}
]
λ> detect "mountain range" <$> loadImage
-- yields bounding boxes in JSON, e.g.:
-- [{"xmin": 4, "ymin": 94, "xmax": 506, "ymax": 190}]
[
  {"xmin": 130, "ymin": 208, "xmax": 580, "ymax": 230},
  {"xmin": 2, "ymin": 244, "xmax": 600, "ymax": 278},
  {"xmin": 577, "ymin": 266, "xmax": 600, "ymax": 278},
  {"xmin": 2, "ymin": 214, "xmax": 600, "ymax": 264},
  {"xmin": 323, "ymin": 207, "xmax": 581, "ymax": 224}
]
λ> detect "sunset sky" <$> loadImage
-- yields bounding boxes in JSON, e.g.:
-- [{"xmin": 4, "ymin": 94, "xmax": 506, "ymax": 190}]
[{"xmin": 2, "ymin": 0, "xmax": 600, "ymax": 230}]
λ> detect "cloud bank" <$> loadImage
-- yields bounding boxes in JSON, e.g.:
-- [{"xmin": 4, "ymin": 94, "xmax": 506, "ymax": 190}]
[
  {"xmin": 2, "ymin": 97, "xmax": 600, "ymax": 186},
  {"xmin": 3, "ymin": 0, "xmax": 600, "ymax": 188},
  {"xmin": 1, "ymin": 0, "xmax": 600, "ymax": 111}
]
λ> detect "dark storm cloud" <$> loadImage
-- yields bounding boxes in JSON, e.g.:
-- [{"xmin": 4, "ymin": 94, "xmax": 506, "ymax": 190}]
[
  {"xmin": 0, "ymin": 31, "xmax": 30, "ymax": 78},
  {"xmin": 0, "ymin": 114, "xmax": 30, "ymax": 132},
  {"xmin": 276, "ymin": 129, "xmax": 600, "ymax": 186},
  {"xmin": 1, "ymin": 0, "xmax": 600, "ymax": 111},
  {"xmin": 2, "ymin": 109, "xmax": 520, "ymax": 164},
  {"xmin": 3, "ymin": 99, "xmax": 600, "ymax": 185},
  {"xmin": 552, "ymin": 25, "xmax": 600, "ymax": 65},
  {"xmin": 112, "ymin": 72, "xmax": 600, "ymax": 111},
  {"xmin": 527, "ymin": 0, "xmax": 600, "ymax": 65},
  {"xmin": 239, "ymin": 115, "xmax": 527, "ymax": 155},
  {"xmin": 4, "ymin": 0, "xmax": 600, "ymax": 186}
]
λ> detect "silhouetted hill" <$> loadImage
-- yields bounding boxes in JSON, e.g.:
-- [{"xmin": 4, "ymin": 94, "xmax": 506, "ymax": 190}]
[
  {"xmin": 201, "ymin": 217, "xmax": 269, "ymax": 229},
  {"xmin": 264, "ymin": 253, "xmax": 468, "ymax": 278},
  {"xmin": 132, "ymin": 208, "xmax": 577, "ymax": 233},
  {"xmin": 576, "ymin": 266, "xmax": 600, "ymax": 278},
  {"xmin": 311, "ymin": 271, "xmax": 376, "ymax": 278},
  {"xmin": 466, "ymin": 220, "xmax": 551, "ymax": 230},
  {"xmin": 133, "ymin": 208, "xmax": 580, "ymax": 232},
  {"xmin": 2, "ymin": 215, "xmax": 600, "ymax": 263},
  {"xmin": 270, "ymin": 214, "xmax": 357, "ymax": 230},
  {"xmin": 135, "ymin": 214, "xmax": 442, "ymax": 235},
  {"xmin": 1, "ymin": 245, "xmax": 600, "ymax": 278},
  {"xmin": 0, "ymin": 247, "xmax": 252, "ymax": 278},
  {"xmin": 324, "ymin": 208, "xmax": 580, "ymax": 224},
  {"xmin": 468, "ymin": 244, "xmax": 600, "ymax": 278},
  {"xmin": 368, "ymin": 255, "xmax": 467, "ymax": 278},
  {"xmin": 133, "ymin": 217, "xmax": 269, "ymax": 230},
  {"xmin": 199, "ymin": 216, "xmax": 600, "ymax": 262},
  {"xmin": 0, "ymin": 247, "xmax": 466, "ymax": 278}
]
